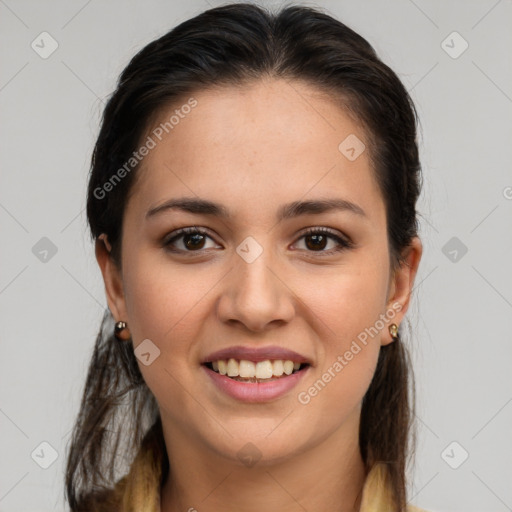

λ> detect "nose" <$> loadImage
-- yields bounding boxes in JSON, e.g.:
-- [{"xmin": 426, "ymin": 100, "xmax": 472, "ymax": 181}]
[{"xmin": 216, "ymin": 247, "xmax": 295, "ymax": 333}]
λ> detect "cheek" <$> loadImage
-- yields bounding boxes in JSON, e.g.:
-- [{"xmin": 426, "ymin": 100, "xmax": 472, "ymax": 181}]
[
  {"xmin": 121, "ymin": 251, "xmax": 222, "ymax": 381},
  {"xmin": 122, "ymin": 249, "xmax": 206, "ymax": 343},
  {"xmin": 294, "ymin": 270, "xmax": 385, "ymax": 423},
  {"xmin": 297, "ymin": 348, "xmax": 380, "ymax": 434},
  {"xmin": 299, "ymin": 253, "xmax": 390, "ymax": 349},
  {"xmin": 121, "ymin": 255, "xmax": 213, "ymax": 417},
  {"xmin": 292, "ymin": 253, "xmax": 388, "ymax": 410}
]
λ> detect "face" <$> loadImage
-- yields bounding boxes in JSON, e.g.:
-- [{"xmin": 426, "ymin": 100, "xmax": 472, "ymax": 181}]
[{"xmin": 97, "ymin": 78, "xmax": 421, "ymax": 466}]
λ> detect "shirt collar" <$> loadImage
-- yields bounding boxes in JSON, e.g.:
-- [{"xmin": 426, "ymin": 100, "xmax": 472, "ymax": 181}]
[
  {"xmin": 359, "ymin": 463, "xmax": 396, "ymax": 511},
  {"xmin": 359, "ymin": 463, "xmax": 426, "ymax": 512}
]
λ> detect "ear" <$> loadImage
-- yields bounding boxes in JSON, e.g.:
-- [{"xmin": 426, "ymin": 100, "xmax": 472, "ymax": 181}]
[
  {"xmin": 382, "ymin": 236, "xmax": 423, "ymax": 346},
  {"xmin": 95, "ymin": 234, "xmax": 128, "ymax": 322}
]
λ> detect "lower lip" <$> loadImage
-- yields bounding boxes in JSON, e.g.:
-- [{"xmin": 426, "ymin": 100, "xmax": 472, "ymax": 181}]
[{"xmin": 202, "ymin": 365, "xmax": 309, "ymax": 403}]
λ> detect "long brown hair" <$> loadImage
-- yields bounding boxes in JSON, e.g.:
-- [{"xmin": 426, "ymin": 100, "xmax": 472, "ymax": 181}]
[{"xmin": 65, "ymin": 3, "xmax": 421, "ymax": 510}]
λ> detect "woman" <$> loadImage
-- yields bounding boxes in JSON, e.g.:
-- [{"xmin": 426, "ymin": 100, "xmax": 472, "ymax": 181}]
[{"xmin": 65, "ymin": 3, "xmax": 427, "ymax": 511}]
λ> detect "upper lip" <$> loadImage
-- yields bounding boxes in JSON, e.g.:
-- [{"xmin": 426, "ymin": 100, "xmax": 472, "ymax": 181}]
[{"xmin": 202, "ymin": 345, "xmax": 311, "ymax": 364}]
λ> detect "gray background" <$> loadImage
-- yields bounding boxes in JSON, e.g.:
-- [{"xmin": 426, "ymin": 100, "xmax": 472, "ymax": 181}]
[{"xmin": 1, "ymin": 1, "xmax": 511, "ymax": 511}]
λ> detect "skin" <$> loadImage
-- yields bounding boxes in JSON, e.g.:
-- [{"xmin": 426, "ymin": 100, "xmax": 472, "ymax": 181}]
[{"xmin": 96, "ymin": 77, "xmax": 422, "ymax": 512}]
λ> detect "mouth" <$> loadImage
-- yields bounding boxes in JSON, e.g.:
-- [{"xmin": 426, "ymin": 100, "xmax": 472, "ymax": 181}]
[
  {"xmin": 203, "ymin": 358, "xmax": 310, "ymax": 383},
  {"xmin": 201, "ymin": 357, "xmax": 311, "ymax": 402}
]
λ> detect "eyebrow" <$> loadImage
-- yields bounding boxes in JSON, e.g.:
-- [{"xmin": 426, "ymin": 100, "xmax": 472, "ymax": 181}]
[{"xmin": 145, "ymin": 197, "xmax": 366, "ymax": 221}]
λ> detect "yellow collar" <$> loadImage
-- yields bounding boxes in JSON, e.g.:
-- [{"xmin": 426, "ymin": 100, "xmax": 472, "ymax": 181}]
[{"xmin": 360, "ymin": 463, "xmax": 427, "ymax": 512}]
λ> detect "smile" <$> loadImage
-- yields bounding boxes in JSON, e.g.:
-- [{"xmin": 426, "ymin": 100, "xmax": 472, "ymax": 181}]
[
  {"xmin": 202, "ymin": 359, "xmax": 310, "ymax": 402},
  {"xmin": 205, "ymin": 358, "xmax": 307, "ymax": 381}
]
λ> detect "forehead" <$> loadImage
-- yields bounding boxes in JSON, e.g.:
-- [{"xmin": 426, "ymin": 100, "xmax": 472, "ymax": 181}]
[{"xmin": 126, "ymin": 78, "xmax": 385, "ymax": 224}]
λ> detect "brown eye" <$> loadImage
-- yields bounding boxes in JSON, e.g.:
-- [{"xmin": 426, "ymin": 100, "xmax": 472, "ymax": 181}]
[
  {"xmin": 304, "ymin": 233, "xmax": 329, "ymax": 251},
  {"xmin": 295, "ymin": 228, "xmax": 353, "ymax": 254},
  {"xmin": 163, "ymin": 227, "xmax": 218, "ymax": 253},
  {"xmin": 183, "ymin": 232, "xmax": 206, "ymax": 250}
]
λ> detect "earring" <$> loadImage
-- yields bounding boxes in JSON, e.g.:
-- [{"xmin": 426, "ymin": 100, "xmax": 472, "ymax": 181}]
[
  {"xmin": 389, "ymin": 323, "xmax": 399, "ymax": 341},
  {"xmin": 114, "ymin": 321, "xmax": 131, "ymax": 341}
]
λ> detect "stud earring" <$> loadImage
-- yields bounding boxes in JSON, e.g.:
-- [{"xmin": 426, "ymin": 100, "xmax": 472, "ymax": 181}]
[
  {"xmin": 389, "ymin": 323, "xmax": 399, "ymax": 341},
  {"xmin": 114, "ymin": 321, "xmax": 131, "ymax": 341}
]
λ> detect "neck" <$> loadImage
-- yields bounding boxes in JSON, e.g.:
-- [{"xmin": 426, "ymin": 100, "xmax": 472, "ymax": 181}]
[{"xmin": 160, "ymin": 411, "xmax": 366, "ymax": 512}]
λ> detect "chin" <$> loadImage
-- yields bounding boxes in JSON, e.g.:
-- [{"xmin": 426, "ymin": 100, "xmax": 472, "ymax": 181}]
[{"xmin": 198, "ymin": 420, "xmax": 313, "ymax": 467}]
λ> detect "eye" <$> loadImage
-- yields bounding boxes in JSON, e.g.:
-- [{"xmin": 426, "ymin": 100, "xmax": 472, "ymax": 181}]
[
  {"xmin": 162, "ymin": 227, "xmax": 219, "ymax": 253},
  {"xmin": 293, "ymin": 227, "xmax": 353, "ymax": 255},
  {"xmin": 162, "ymin": 226, "xmax": 353, "ymax": 255}
]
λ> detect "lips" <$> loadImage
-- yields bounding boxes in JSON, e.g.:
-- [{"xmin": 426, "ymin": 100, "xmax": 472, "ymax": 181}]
[
  {"xmin": 202, "ymin": 363, "xmax": 310, "ymax": 402},
  {"xmin": 200, "ymin": 345, "xmax": 312, "ymax": 402}
]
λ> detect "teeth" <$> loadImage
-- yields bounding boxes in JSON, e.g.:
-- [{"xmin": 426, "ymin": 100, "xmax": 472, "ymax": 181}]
[
  {"xmin": 255, "ymin": 360, "xmax": 273, "ymax": 379},
  {"xmin": 208, "ymin": 358, "xmax": 304, "ymax": 379},
  {"xmin": 217, "ymin": 360, "xmax": 227, "ymax": 375},
  {"xmin": 227, "ymin": 358, "xmax": 239, "ymax": 377},
  {"xmin": 272, "ymin": 360, "xmax": 284, "ymax": 376},
  {"xmin": 283, "ymin": 360, "xmax": 294, "ymax": 375},
  {"xmin": 239, "ymin": 360, "xmax": 256, "ymax": 378}
]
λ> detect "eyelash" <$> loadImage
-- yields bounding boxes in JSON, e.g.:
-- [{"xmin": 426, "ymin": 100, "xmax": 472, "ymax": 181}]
[{"xmin": 162, "ymin": 226, "xmax": 354, "ymax": 256}]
